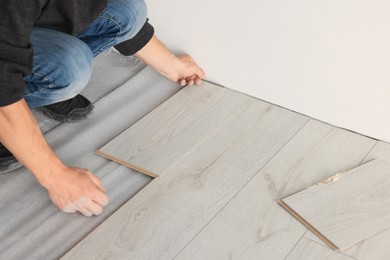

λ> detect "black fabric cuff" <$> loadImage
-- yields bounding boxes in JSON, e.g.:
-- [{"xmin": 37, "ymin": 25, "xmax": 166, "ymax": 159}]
[
  {"xmin": 0, "ymin": 78, "xmax": 25, "ymax": 107},
  {"xmin": 114, "ymin": 20, "xmax": 154, "ymax": 56}
]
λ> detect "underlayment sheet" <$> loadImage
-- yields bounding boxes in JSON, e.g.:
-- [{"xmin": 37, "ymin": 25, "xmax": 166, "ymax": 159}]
[
  {"xmin": 279, "ymin": 159, "xmax": 390, "ymax": 251},
  {"xmin": 0, "ymin": 50, "xmax": 182, "ymax": 259}
]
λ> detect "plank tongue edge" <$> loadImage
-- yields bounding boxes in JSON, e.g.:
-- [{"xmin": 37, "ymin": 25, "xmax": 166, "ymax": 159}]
[
  {"xmin": 278, "ymin": 199, "xmax": 340, "ymax": 251},
  {"xmin": 95, "ymin": 150, "xmax": 158, "ymax": 178}
]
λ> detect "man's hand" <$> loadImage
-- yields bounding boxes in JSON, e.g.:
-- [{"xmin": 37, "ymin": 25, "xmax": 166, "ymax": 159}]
[
  {"xmin": 135, "ymin": 36, "xmax": 205, "ymax": 87},
  {"xmin": 0, "ymin": 99, "xmax": 108, "ymax": 217},
  {"xmin": 45, "ymin": 166, "xmax": 109, "ymax": 216},
  {"xmin": 174, "ymin": 54, "xmax": 205, "ymax": 87}
]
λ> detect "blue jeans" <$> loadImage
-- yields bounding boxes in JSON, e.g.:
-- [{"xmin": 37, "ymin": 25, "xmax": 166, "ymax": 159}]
[{"xmin": 23, "ymin": 0, "xmax": 147, "ymax": 108}]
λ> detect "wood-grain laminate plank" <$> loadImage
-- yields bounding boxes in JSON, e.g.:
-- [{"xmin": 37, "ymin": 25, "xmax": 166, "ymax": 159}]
[
  {"xmin": 175, "ymin": 120, "xmax": 375, "ymax": 260},
  {"xmin": 281, "ymin": 159, "xmax": 390, "ymax": 251},
  {"xmin": 98, "ymin": 82, "xmax": 251, "ymax": 177},
  {"xmin": 319, "ymin": 141, "xmax": 390, "ymax": 260},
  {"xmin": 62, "ymin": 92, "xmax": 308, "ymax": 259}
]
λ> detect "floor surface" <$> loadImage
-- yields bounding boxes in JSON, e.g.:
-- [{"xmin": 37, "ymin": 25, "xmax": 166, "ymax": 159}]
[
  {"xmin": 64, "ymin": 61, "xmax": 390, "ymax": 259},
  {"xmin": 2, "ymin": 49, "xmax": 390, "ymax": 260}
]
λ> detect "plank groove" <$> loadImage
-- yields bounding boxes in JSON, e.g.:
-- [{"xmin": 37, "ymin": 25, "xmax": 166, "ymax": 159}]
[{"xmin": 62, "ymin": 85, "xmax": 308, "ymax": 259}]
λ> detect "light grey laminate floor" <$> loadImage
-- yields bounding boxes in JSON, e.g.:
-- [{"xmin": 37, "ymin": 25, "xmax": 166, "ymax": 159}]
[
  {"xmin": 64, "ymin": 61, "xmax": 389, "ymax": 259},
  {"xmin": 2, "ymin": 48, "xmax": 389, "ymax": 260}
]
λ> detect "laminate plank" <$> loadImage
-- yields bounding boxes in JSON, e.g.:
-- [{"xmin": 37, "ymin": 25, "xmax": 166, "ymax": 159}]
[
  {"xmin": 62, "ymin": 93, "xmax": 308, "ymax": 259},
  {"xmin": 286, "ymin": 238, "xmax": 354, "ymax": 260},
  {"xmin": 305, "ymin": 140, "xmax": 390, "ymax": 260},
  {"xmin": 339, "ymin": 141, "xmax": 390, "ymax": 260},
  {"xmin": 175, "ymin": 120, "xmax": 375, "ymax": 260},
  {"xmin": 98, "ymin": 82, "xmax": 251, "ymax": 177},
  {"xmin": 281, "ymin": 159, "xmax": 390, "ymax": 251}
]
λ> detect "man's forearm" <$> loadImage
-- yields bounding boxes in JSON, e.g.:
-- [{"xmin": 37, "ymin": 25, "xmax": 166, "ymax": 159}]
[
  {"xmin": 135, "ymin": 35, "xmax": 181, "ymax": 81},
  {"xmin": 0, "ymin": 99, "xmax": 64, "ymax": 187}
]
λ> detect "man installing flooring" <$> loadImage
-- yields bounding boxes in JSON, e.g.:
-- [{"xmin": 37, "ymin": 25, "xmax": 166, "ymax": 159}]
[{"xmin": 0, "ymin": 0, "xmax": 204, "ymax": 216}]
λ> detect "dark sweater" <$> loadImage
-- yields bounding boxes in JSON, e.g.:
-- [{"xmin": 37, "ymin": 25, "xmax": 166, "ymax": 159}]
[{"xmin": 0, "ymin": 0, "xmax": 154, "ymax": 106}]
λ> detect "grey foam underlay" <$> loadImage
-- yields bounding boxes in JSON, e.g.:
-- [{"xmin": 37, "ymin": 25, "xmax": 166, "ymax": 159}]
[{"xmin": 0, "ymin": 49, "xmax": 182, "ymax": 260}]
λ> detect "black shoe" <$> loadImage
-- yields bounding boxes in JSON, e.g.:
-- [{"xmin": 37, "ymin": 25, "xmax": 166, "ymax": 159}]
[
  {"xmin": 37, "ymin": 94, "xmax": 94, "ymax": 122},
  {"xmin": 0, "ymin": 144, "xmax": 23, "ymax": 174}
]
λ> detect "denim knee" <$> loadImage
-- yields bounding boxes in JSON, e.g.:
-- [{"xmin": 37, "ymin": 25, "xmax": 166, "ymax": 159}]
[
  {"xmin": 55, "ymin": 42, "xmax": 93, "ymax": 99},
  {"xmin": 24, "ymin": 27, "xmax": 93, "ymax": 108},
  {"xmin": 108, "ymin": 0, "xmax": 148, "ymax": 40}
]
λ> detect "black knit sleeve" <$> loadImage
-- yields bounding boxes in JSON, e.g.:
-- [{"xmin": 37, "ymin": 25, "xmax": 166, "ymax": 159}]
[
  {"xmin": 0, "ymin": 0, "xmax": 43, "ymax": 106},
  {"xmin": 114, "ymin": 19, "xmax": 154, "ymax": 56}
]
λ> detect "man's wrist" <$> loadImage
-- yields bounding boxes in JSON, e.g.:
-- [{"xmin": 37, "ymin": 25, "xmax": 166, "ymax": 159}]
[{"xmin": 33, "ymin": 158, "xmax": 67, "ymax": 189}]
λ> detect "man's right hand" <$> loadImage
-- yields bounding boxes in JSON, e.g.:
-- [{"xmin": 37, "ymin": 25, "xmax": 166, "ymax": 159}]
[
  {"xmin": 45, "ymin": 166, "xmax": 109, "ymax": 216},
  {"xmin": 0, "ymin": 99, "xmax": 109, "ymax": 217}
]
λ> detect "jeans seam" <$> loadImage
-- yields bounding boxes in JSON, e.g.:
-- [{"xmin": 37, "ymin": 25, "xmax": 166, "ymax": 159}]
[
  {"xmin": 92, "ymin": 15, "xmax": 123, "ymax": 55},
  {"xmin": 24, "ymin": 70, "xmax": 55, "ymax": 97}
]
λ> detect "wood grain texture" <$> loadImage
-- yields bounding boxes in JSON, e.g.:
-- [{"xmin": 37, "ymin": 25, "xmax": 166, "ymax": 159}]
[
  {"xmin": 282, "ymin": 159, "xmax": 390, "ymax": 251},
  {"xmin": 286, "ymin": 238, "xmax": 354, "ymax": 260},
  {"xmin": 338, "ymin": 141, "xmax": 390, "ymax": 260},
  {"xmin": 175, "ymin": 119, "xmax": 374, "ymax": 260},
  {"xmin": 175, "ymin": 179, "xmax": 307, "ymax": 260},
  {"xmin": 98, "ymin": 82, "xmax": 250, "ymax": 177},
  {"xmin": 305, "ymin": 140, "xmax": 390, "ymax": 260},
  {"xmin": 262, "ymin": 119, "xmax": 376, "ymax": 199},
  {"xmin": 304, "ymin": 143, "xmax": 390, "ymax": 260},
  {"xmin": 62, "ymin": 91, "xmax": 308, "ymax": 259}
]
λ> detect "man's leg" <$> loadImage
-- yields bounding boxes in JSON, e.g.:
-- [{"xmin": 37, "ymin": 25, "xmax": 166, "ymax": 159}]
[
  {"xmin": 24, "ymin": 27, "xmax": 94, "ymax": 119},
  {"xmin": 0, "ymin": 27, "xmax": 94, "ymax": 173},
  {"xmin": 76, "ymin": 0, "xmax": 148, "ymax": 56},
  {"xmin": 0, "ymin": 1, "xmax": 147, "ymax": 173}
]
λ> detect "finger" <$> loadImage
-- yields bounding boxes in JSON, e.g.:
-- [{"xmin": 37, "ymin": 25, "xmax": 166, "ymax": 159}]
[
  {"xmin": 195, "ymin": 67, "xmax": 205, "ymax": 79},
  {"xmin": 75, "ymin": 199, "xmax": 93, "ymax": 217},
  {"xmin": 187, "ymin": 79, "xmax": 194, "ymax": 86},
  {"xmin": 49, "ymin": 192, "xmax": 77, "ymax": 213},
  {"xmin": 185, "ymin": 75, "xmax": 197, "ymax": 86},
  {"xmin": 86, "ymin": 172, "xmax": 105, "ymax": 192},
  {"xmin": 87, "ymin": 201, "xmax": 104, "ymax": 216},
  {"xmin": 194, "ymin": 76, "xmax": 202, "ymax": 85},
  {"xmin": 92, "ymin": 190, "xmax": 109, "ymax": 207},
  {"xmin": 76, "ymin": 204, "xmax": 93, "ymax": 217},
  {"xmin": 62, "ymin": 203, "xmax": 78, "ymax": 213},
  {"xmin": 179, "ymin": 79, "xmax": 187, "ymax": 86}
]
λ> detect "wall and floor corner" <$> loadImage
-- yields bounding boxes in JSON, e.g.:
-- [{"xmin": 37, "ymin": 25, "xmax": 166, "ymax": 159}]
[{"xmin": 146, "ymin": 0, "xmax": 390, "ymax": 142}]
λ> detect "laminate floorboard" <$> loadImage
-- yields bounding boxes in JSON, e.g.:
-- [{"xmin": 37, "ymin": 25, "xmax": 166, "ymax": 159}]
[
  {"xmin": 281, "ymin": 159, "xmax": 390, "ymax": 251},
  {"xmin": 175, "ymin": 120, "xmax": 375, "ymax": 260},
  {"xmin": 306, "ymin": 141, "xmax": 390, "ymax": 260},
  {"xmin": 98, "ymin": 82, "xmax": 250, "ymax": 177},
  {"xmin": 62, "ymin": 88, "xmax": 308, "ymax": 259},
  {"xmin": 286, "ymin": 238, "xmax": 354, "ymax": 260}
]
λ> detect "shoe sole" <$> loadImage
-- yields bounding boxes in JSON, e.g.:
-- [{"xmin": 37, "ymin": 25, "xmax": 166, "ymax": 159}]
[{"xmin": 37, "ymin": 103, "xmax": 94, "ymax": 123}]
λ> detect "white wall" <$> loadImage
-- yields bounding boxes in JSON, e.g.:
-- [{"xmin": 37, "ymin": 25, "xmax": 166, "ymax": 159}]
[{"xmin": 147, "ymin": 0, "xmax": 390, "ymax": 142}]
